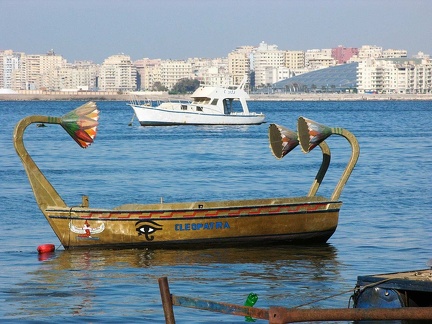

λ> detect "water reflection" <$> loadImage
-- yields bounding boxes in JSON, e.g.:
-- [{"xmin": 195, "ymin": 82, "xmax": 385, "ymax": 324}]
[
  {"xmin": 48, "ymin": 244, "xmax": 338, "ymax": 268},
  {"xmin": 6, "ymin": 244, "xmax": 343, "ymax": 321}
]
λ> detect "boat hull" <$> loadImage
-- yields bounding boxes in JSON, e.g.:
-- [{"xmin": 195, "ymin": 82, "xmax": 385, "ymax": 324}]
[
  {"xmin": 43, "ymin": 196, "xmax": 341, "ymax": 249},
  {"xmin": 131, "ymin": 105, "xmax": 265, "ymax": 126}
]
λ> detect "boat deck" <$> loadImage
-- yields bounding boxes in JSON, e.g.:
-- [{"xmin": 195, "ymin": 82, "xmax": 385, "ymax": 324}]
[
  {"xmin": 355, "ymin": 268, "xmax": 432, "ymax": 308},
  {"xmin": 356, "ymin": 269, "xmax": 432, "ymax": 293}
]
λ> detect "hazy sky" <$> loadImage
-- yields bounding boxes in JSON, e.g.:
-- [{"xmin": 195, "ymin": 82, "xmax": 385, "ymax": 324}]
[{"xmin": 1, "ymin": 0, "xmax": 430, "ymax": 63}]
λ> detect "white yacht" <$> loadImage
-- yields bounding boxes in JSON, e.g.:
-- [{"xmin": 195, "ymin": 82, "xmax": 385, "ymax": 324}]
[{"xmin": 128, "ymin": 77, "xmax": 265, "ymax": 126}]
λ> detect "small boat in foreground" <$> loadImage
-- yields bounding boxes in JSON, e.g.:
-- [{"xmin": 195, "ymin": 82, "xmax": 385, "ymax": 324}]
[
  {"xmin": 13, "ymin": 102, "xmax": 358, "ymax": 249},
  {"xmin": 128, "ymin": 77, "xmax": 265, "ymax": 126},
  {"xmin": 158, "ymin": 277, "xmax": 432, "ymax": 323}
]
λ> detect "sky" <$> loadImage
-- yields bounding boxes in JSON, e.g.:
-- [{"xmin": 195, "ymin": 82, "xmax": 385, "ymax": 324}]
[{"xmin": 1, "ymin": 0, "xmax": 431, "ymax": 64}]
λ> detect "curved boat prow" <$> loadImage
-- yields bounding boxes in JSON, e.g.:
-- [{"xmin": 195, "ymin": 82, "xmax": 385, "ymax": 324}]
[
  {"xmin": 297, "ymin": 116, "xmax": 359, "ymax": 201},
  {"xmin": 13, "ymin": 102, "xmax": 99, "ymax": 211},
  {"xmin": 268, "ymin": 123, "xmax": 331, "ymax": 197}
]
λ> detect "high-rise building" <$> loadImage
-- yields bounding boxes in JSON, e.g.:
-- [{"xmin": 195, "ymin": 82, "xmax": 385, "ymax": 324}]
[
  {"xmin": 253, "ymin": 42, "xmax": 285, "ymax": 87},
  {"xmin": 134, "ymin": 58, "xmax": 162, "ymax": 90},
  {"xmin": 284, "ymin": 50, "xmax": 305, "ymax": 69},
  {"xmin": 160, "ymin": 60, "xmax": 193, "ymax": 90},
  {"xmin": 357, "ymin": 57, "xmax": 432, "ymax": 94},
  {"xmin": 228, "ymin": 46, "xmax": 253, "ymax": 86},
  {"xmin": 99, "ymin": 54, "xmax": 136, "ymax": 91},
  {"xmin": 305, "ymin": 49, "xmax": 336, "ymax": 69}
]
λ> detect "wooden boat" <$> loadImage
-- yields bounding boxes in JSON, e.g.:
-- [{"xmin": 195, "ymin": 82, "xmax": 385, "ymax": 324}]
[
  {"xmin": 128, "ymin": 76, "xmax": 265, "ymax": 125},
  {"xmin": 13, "ymin": 102, "xmax": 359, "ymax": 249}
]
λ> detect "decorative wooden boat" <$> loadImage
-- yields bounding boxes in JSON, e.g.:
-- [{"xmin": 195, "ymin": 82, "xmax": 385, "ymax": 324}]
[
  {"xmin": 128, "ymin": 76, "xmax": 265, "ymax": 125},
  {"xmin": 13, "ymin": 102, "xmax": 359, "ymax": 249}
]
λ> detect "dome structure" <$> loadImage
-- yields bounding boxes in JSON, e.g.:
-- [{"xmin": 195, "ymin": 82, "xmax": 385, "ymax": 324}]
[{"xmin": 272, "ymin": 62, "xmax": 358, "ymax": 93}]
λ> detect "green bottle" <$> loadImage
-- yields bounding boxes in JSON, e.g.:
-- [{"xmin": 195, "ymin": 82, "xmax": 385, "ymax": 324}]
[{"xmin": 244, "ymin": 293, "xmax": 258, "ymax": 322}]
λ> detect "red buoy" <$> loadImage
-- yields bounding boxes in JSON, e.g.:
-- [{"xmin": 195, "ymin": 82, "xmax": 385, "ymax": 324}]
[{"xmin": 37, "ymin": 244, "xmax": 55, "ymax": 254}]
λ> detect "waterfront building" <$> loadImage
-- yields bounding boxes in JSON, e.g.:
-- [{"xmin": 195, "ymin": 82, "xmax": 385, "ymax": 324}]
[
  {"xmin": 0, "ymin": 49, "xmax": 26, "ymax": 90},
  {"xmin": 356, "ymin": 58, "xmax": 384, "ymax": 93},
  {"xmin": 228, "ymin": 46, "xmax": 254, "ymax": 86},
  {"xmin": 160, "ymin": 59, "xmax": 193, "ymax": 90},
  {"xmin": 134, "ymin": 58, "xmax": 162, "ymax": 90},
  {"xmin": 198, "ymin": 65, "xmax": 231, "ymax": 87},
  {"xmin": 99, "ymin": 54, "xmax": 136, "ymax": 91},
  {"xmin": 356, "ymin": 45, "xmax": 383, "ymax": 60},
  {"xmin": 305, "ymin": 49, "xmax": 336, "ymax": 69},
  {"xmin": 253, "ymin": 41, "xmax": 285, "ymax": 87},
  {"xmin": 272, "ymin": 62, "xmax": 358, "ymax": 93},
  {"xmin": 284, "ymin": 50, "xmax": 305, "ymax": 69},
  {"xmin": 192, "ymin": 58, "xmax": 230, "ymax": 86},
  {"xmin": 382, "ymin": 49, "xmax": 407, "ymax": 58},
  {"xmin": 264, "ymin": 66, "xmax": 294, "ymax": 85},
  {"xmin": 57, "ymin": 61, "xmax": 98, "ymax": 91},
  {"xmin": 23, "ymin": 50, "xmax": 67, "ymax": 90},
  {"xmin": 1, "ymin": 43, "xmax": 430, "ymax": 94},
  {"xmin": 357, "ymin": 57, "xmax": 432, "ymax": 94}
]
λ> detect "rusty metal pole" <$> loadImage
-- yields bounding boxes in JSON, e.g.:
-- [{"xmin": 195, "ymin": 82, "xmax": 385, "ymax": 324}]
[
  {"xmin": 269, "ymin": 306, "xmax": 432, "ymax": 323},
  {"xmin": 158, "ymin": 277, "xmax": 176, "ymax": 324}
]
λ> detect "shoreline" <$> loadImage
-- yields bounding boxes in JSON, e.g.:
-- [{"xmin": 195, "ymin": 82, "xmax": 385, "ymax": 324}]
[{"xmin": 1, "ymin": 92, "xmax": 432, "ymax": 101}]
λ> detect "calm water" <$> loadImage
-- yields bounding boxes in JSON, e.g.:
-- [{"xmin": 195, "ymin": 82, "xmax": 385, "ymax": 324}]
[{"xmin": 0, "ymin": 99, "xmax": 431, "ymax": 323}]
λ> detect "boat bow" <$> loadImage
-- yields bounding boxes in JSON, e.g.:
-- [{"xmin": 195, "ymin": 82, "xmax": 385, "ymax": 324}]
[{"xmin": 13, "ymin": 102, "xmax": 99, "ymax": 211}]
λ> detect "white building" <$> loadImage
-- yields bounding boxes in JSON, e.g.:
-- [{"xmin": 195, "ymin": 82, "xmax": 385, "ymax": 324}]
[
  {"xmin": 0, "ymin": 50, "xmax": 27, "ymax": 90},
  {"xmin": 357, "ymin": 58, "xmax": 432, "ymax": 94},
  {"xmin": 160, "ymin": 60, "xmax": 193, "ymax": 90},
  {"xmin": 382, "ymin": 49, "xmax": 407, "ymax": 58},
  {"xmin": 253, "ymin": 41, "xmax": 285, "ymax": 87},
  {"xmin": 99, "ymin": 54, "xmax": 136, "ymax": 91},
  {"xmin": 57, "ymin": 61, "xmax": 98, "ymax": 91},
  {"xmin": 305, "ymin": 49, "xmax": 336, "ymax": 69}
]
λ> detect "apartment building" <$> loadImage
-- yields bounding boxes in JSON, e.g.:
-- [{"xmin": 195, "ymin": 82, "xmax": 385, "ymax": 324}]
[
  {"xmin": 264, "ymin": 66, "xmax": 293, "ymax": 85},
  {"xmin": 356, "ymin": 45, "xmax": 383, "ymax": 60},
  {"xmin": 0, "ymin": 49, "xmax": 26, "ymax": 90},
  {"xmin": 305, "ymin": 49, "xmax": 336, "ymax": 69},
  {"xmin": 357, "ymin": 57, "xmax": 432, "ymax": 94},
  {"xmin": 135, "ymin": 58, "xmax": 162, "ymax": 90},
  {"xmin": 1, "ymin": 43, "xmax": 429, "ymax": 93},
  {"xmin": 382, "ymin": 49, "xmax": 407, "ymax": 59},
  {"xmin": 99, "ymin": 54, "xmax": 136, "ymax": 91},
  {"xmin": 159, "ymin": 59, "xmax": 193, "ymax": 90},
  {"xmin": 192, "ymin": 57, "xmax": 231, "ymax": 86},
  {"xmin": 1, "ymin": 50, "xmax": 67, "ymax": 90},
  {"xmin": 253, "ymin": 42, "xmax": 285, "ymax": 86},
  {"xmin": 57, "ymin": 61, "xmax": 98, "ymax": 90},
  {"xmin": 228, "ymin": 46, "xmax": 253, "ymax": 86},
  {"xmin": 331, "ymin": 46, "xmax": 359, "ymax": 64},
  {"xmin": 284, "ymin": 50, "xmax": 305, "ymax": 69}
]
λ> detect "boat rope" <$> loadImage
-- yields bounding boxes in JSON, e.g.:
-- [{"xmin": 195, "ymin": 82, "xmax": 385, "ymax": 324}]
[
  {"xmin": 293, "ymin": 278, "xmax": 393, "ymax": 309},
  {"xmin": 293, "ymin": 287, "xmax": 354, "ymax": 309},
  {"xmin": 348, "ymin": 278, "xmax": 394, "ymax": 307}
]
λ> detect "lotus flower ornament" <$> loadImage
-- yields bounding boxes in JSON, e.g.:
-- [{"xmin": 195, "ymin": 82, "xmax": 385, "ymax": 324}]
[
  {"xmin": 60, "ymin": 102, "xmax": 99, "ymax": 148},
  {"xmin": 13, "ymin": 101, "xmax": 100, "ymax": 210},
  {"xmin": 268, "ymin": 122, "xmax": 331, "ymax": 197},
  {"xmin": 268, "ymin": 123, "xmax": 299, "ymax": 159},
  {"xmin": 297, "ymin": 116, "xmax": 359, "ymax": 200},
  {"xmin": 297, "ymin": 117, "xmax": 332, "ymax": 153}
]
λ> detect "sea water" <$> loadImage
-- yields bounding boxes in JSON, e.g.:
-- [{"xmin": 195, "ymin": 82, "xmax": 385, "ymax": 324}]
[{"xmin": 0, "ymin": 99, "xmax": 431, "ymax": 323}]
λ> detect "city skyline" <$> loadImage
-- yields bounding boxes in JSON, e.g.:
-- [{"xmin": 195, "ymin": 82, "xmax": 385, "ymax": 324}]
[{"xmin": 1, "ymin": 0, "xmax": 431, "ymax": 64}]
